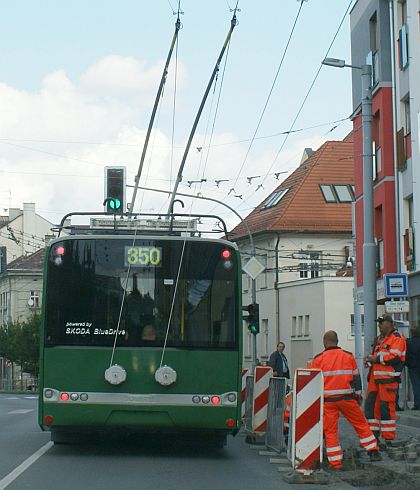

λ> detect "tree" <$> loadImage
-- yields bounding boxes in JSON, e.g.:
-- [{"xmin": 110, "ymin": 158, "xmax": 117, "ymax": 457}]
[{"xmin": 0, "ymin": 313, "xmax": 40, "ymax": 376}]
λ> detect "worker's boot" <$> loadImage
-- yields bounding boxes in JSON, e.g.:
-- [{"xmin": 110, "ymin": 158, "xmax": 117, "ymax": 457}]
[{"xmin": 369, "ymin": 450, "xmax": 382, "ymax": 462}]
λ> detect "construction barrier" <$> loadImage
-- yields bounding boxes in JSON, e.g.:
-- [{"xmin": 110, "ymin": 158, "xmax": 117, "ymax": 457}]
[
  {"xmin": 243, "ymin": 374, "xmax": 254, "ymax": 432},
  {"xmin": 241, "ymin": 368, "xmax": 249, "ymax": 417},
  {"xmin": 252, "ymin": 366, "xmax": 273, "ymax": 432},
  {"xmin": 291, "ymin": 368, "xmax": 323, "ymax": 473},
  {"xmin": 265, "ymin": 376, "xmax": 287, "ymax": 453}
]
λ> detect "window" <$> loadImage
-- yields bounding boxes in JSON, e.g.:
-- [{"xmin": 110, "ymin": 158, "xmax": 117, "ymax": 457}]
[
  {"xmin": 334, "ymin": 185, "xmax": 354, "ymax": 203},
  {"xmin": 299, "ymin": 263, "xmax": 308, "ymax": 279},
  {"xmin": 320, "ymin": 184, "xmax": 354, "ymax": 203},
  {"xmin": 403, "ymin": 97, "xmax": 411, "ymax": 134},
  {"xmin": 291, "ymin": 315, "xmax": 310, "ymax": 338},
  {"xmin": 261, "ymin": 189, "xmax": 289, "ymax": 210},
  {"xmin": 399, "ymin": 24, "xmax": 409, "ymax": 69},
  {"xmin": 320, "ymin": 185, "xmax": 336, "ymax": 203},
  {"xmin": 0, "ymin": 292, "xmax": 8, "ymax": 326},
  {"xmin": 29, "ymin": 290, "xmax": 40, "ymax": 308}
]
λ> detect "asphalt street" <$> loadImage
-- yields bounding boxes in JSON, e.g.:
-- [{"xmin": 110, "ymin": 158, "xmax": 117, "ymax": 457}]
[
  {"xmin": 4, "ymin": 394, "xmax": 420, "ymax": 490},
  {"xmin": 0, "ymin": 394, "xmax": 325, "ymax": 490}
]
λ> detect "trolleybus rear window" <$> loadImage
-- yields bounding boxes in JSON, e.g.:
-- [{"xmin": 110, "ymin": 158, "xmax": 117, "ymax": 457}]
[{"xmin": 44, "ymin": 238, "xmax": 238, "ymax": 349}]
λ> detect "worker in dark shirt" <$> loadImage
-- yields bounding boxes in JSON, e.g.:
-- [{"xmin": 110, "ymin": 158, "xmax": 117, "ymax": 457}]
[{"xmin": 406, "ymin": 326, "xmax": 420, "ymax": 410}]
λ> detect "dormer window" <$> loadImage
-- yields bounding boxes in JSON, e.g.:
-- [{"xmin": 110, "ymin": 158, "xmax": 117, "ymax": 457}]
[
  {"xmin": 320, "ymin": 184, "xmax": 354, "ymax": 203},
  {"xmin": 261, "ymin": 188, "xmax": 289, "ymax": 210}
]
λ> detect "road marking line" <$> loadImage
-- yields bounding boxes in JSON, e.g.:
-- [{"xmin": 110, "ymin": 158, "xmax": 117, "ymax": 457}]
[
  {"xmin": 5, "ymin": 397, "xmax": 19, "ymax": 400},
  {"xmin": 24, "ymin": 396, "xmax": 38, "ymax": 399},
  {"xmin": 7, "ymin": 409, "xmax": 34, "ymax": 414},
  {"xmin": 0, "ymin": 441, "xmax": 53, "ymax": 489}
]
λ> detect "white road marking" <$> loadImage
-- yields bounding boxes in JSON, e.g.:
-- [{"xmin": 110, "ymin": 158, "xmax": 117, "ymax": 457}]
[
  {"xmin": 24, "ymin": 396, "xmax": 38, "ymax": 399},
  {"xmin": 0, "ymin": 441, "xmax": 53, "ymax": 489},
  {"xmin": 5, "ymin": 397, "xmax": 19, "ymax": 400},
  {"xmin": 7, "ymin": 409, "xmax": 34, "ymax": 415}
]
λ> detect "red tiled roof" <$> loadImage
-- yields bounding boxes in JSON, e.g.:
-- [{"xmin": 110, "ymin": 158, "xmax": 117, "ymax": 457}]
[
  {"xmin": 229, "ymin": 136, "xmax": 354, "ymax": 239},
  {"xmin": 8, "ymin": 248, "xmax": 45, "ymax": 271}
]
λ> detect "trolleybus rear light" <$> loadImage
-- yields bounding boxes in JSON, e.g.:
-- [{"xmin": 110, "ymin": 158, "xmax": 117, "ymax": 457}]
[
  {"xmin": 226, "ymin": 419, "xmax": 235, "ymax": 428},
  {"xmin": 70, "ymin": 393, "xmax": 79, "ymax": 401},
  {"xmin": 44, "ymin": 415, "xmax": 54, "ymax": 424},
  {"xmin": 80, "ymin": 393, "xmax": 88, "ymax": 401},
  {"xmin": 192, "ymin": 396, "xmax": 201, "ymax": 404},
  {"xmin": 227, "ymin": 393, "xmax": 236, "ymax": 403},
  {"xmin": 56, "ymin": 246, "xmax": 65, "ymax": 256},
  {"xmin": 211, "ymin": 396, "xmax": 220, "ymax": 405},
  {"xmin": 202, "ymin": 396, "xmax": 210, "ymax": 404},
  {"xmin": 223, "ymin": 260, "xmax": 233, "ymax": 270},
  {"xmin": 44, "ymin": 389, "xmax": 53, "ymax": 399},
  {"xmin": 221, "ymin": 249, "xmax": 231, "ymax": 260},
  {"xmin": 60, "ymin": 393, "xmax": 69, "ymax": 401}
]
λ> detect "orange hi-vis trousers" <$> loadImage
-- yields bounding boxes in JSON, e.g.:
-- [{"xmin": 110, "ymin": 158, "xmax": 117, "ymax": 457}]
[
  {"xmin": 365, "ymin": 376, "xmax": 398, "ymax": 440},
  {"xmin": 324, "ymin": 398, "xmax": 379, "ymax": 468}
]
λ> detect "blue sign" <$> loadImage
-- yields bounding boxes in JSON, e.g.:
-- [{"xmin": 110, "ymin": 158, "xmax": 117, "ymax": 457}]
[{"xmin": 384, "ymin": 273, "xmax": 408, "ymax": 298}]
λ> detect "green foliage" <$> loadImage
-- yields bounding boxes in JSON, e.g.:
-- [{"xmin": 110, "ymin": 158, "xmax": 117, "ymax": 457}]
[{"xmin": 0, "ymin": 313, "xmax": 40, "ymax": 376}]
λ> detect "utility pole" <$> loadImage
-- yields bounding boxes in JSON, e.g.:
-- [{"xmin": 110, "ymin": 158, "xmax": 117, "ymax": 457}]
[{"xmin": 360, "ymin": 64, "xmax": 377, "ymax": 358}]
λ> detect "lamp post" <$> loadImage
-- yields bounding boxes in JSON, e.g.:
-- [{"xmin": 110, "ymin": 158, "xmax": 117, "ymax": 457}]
[{"xmin": 322, "ymin": 58, "xmax": 377, "ymax": 360}]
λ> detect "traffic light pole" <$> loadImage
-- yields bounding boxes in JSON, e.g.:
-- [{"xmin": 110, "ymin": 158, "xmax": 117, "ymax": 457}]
[{"xmin": 251, "ymin": 278, "xmax": 257, "ymax": 369}]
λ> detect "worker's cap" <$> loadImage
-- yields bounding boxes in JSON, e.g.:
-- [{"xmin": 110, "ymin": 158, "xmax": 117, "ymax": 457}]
[{"xmin": 376, "ymin": 314, "xmax": 393, "ymax": 323}]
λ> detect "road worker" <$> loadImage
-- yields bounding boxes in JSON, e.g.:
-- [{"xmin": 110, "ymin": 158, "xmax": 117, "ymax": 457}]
[
  {"xmin": 309, "ymin": 330, "xmax": 381, "ymax": 469},
  {"xmin": 364, "ymin": 315, "xmax": 406, "ymax": 445},
  {"xmin": 283, "ymin": 388, "xmax": 292, "ymax": 446}
]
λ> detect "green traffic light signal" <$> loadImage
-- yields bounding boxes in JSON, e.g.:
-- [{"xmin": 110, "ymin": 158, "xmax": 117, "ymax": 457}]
[
  {"xmin": 243, "ymin": 303, "xmax": 260, "ymax": 335},
  {"xmin": 109, "ymin": 198, "xmax": 121, "ymax": 210}
]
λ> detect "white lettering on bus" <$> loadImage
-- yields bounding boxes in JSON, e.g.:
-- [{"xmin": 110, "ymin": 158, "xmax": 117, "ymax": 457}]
[
  {"xmin": 93, "ymin": 328, "xmax": 126, "ymax": 336},
  {"xmin": 65, "ymin": 327, "xmax": 91, "ymax": 335}
]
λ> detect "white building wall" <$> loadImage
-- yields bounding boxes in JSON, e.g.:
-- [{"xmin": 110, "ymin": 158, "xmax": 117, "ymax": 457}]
[
  {"xmin": 0, "ymin": 274, "xmax": 42, "ymax": 325},
  {"xmin": 276, "ymin": 277, "xmax": 354, "ymax": 376},
  {"xmin": 240, "ymin": 231, "xmax": 353, "ymax": 370},
  {"xmin": 0, "ymin": 203, "xmax": 53, "ymax": 262}
]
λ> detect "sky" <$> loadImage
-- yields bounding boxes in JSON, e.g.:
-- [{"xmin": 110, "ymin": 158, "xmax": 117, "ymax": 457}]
[{"xmin": 0, "ymin": 0, "xmax": 355, "ymax": 234}]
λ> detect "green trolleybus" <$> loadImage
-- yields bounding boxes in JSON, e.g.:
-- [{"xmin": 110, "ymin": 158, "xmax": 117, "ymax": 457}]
[{"xmin": 38, "ymin": 213, "xmax": 242, "ymax": 446}]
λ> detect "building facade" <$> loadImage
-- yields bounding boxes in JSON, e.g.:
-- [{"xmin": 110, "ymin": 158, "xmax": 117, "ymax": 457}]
[
  {"xmin": 350, "ymin": 0, "xmax": 420, "ymax": 324},
  {"xmin": 229, "ymin": 136, "xmax": 355, "ymax": 372}
]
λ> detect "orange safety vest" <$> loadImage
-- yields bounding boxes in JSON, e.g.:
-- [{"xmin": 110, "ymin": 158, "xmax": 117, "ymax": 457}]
[
  {"xmin": 284, "ymin": 392, "xmax": 291, "ymax": 430},
  {"xmin": 309, "ymin": 347, "xmax": 361, "ymax": 400},
  {"xmin": 370, "ymin": 329, "xmax": 406, "ymax": 384}
]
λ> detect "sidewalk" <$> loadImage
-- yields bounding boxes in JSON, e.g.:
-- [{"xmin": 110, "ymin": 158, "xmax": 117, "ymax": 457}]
[{"xmin": 334, "ymin": 410, "xmax": 420, "ymax": 489}]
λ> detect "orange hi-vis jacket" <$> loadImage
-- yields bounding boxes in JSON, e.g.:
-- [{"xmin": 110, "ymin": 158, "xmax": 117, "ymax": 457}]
[
  {"xmin": 309, "ymin": 347, "xmax": 362, "ymax": 401},
  {"xmin": 370, "ymin": 329, "xmax": 406, "ymax": 384}
]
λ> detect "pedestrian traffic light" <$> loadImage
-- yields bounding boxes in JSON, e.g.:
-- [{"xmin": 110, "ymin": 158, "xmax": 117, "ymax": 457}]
[
  {"xmin": 104, "ymin": 166, "xmax": 126, "ymax": 213},
  {"xmin": 243, "ymin": 303, "xmax": 260, "ymax": 335}
]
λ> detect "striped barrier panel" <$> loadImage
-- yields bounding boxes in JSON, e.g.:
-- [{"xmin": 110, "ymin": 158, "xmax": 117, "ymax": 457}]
[
  {"xmin": 291, "ymin": 368, "xmax": 323, "ymax": 473},
  {"xmin": 241, "ymin": 368, "xmax": 249, "ymax": 417},
  {"xmin": 252, "ymin": 366, "xmax": 273, "ymax": 433}
]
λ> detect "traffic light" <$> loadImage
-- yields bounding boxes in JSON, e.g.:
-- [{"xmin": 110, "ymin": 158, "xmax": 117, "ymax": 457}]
[
  {"xmin": 243, "ymin": 303, "xmax": 260, "ymax": 335},
  {"xmin": 104, "ymin": 166, "xmax": 126, "ymax": 213}
]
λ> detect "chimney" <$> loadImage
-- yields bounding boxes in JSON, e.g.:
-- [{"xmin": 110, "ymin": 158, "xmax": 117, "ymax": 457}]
[
  {"xmin": 300, "ymin": 148, "xmax": 314, "ymax": 165},
  {"xmin": 8, "ymin": 208, "xmax": 21, "ymax": 221}
]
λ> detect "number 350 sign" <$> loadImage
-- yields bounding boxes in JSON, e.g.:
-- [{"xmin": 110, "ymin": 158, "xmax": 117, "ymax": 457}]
[{"xmin": 124, "ymin": 246, "xmax": 162, "ymax": 267}]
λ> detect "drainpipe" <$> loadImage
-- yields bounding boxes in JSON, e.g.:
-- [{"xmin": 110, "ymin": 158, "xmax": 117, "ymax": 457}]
[{"xmin": 274, "ymin": 234, "xmax": 280, "ymax": 344}]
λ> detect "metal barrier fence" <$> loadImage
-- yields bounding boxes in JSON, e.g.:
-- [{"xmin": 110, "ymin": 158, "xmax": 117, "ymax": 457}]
[
  {"xmin": 265, "ymin": 376, "xmax": 287, "ymax": 453},
  {"xmin": 243, "ymin": 374, "xmax": 254, "ymax": 432}
]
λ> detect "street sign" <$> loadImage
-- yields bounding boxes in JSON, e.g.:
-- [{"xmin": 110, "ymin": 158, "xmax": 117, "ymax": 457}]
[
  {"xmin": 384, "ymin": 273, "xmax": 408, "ymax": 298},
  {"xmin": 242, "ymin": 257, "xmax": 265, "ymax": 280},
  {"xmin": 385, "ymin": 300, "xmax": 410, "ymax": 313}
]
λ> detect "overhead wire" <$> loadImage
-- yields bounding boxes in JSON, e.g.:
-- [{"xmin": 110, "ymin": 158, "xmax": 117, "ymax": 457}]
[{"xmin": 259, "ymin": 0, "xmax": 354, "ymax": 188}]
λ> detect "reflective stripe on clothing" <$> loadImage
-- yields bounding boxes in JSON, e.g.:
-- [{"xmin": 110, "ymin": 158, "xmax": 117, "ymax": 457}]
[
  {"xmin": 326, "ymin": 446, "xmax": 342, "ymax": 453},
  {"xmin": 373, "ymin": 371, "xmax": 401, "ymax": 377},
  {"xmin": 328, "ymin": 454, "xmax": 343, "ymax": 462},
  {"xmin": 323, "ymin": 370, "xmax": 354, "ymax": 376},
  {"xmin": 324, "ymin": 388, "xmax": 354, "ymax": 395}
]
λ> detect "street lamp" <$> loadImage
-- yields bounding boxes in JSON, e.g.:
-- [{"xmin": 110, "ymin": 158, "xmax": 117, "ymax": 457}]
[{"xmin": 322, "ymin": 57, "xmax": 376, "ymax": 361}]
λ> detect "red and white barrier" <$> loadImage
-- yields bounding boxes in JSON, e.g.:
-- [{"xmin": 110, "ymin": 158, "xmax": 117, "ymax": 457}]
[
  {"xmin": 291, "ymin": 368, "xmax": 323, "ymax": 473},
  {"xmin": 252, "ymin": 366, "xmax": 273, "ymax": 432},
  {"xmin": 241, "ymin": 368, "xmax": 249, "ymax": 417}
]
